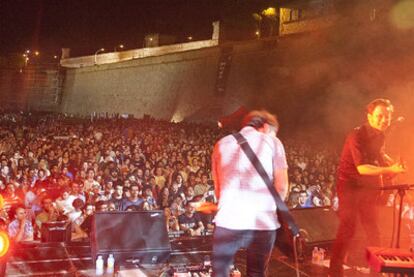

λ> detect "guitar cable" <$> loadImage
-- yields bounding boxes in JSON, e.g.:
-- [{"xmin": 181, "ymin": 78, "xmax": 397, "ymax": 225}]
[
  {"xmin": 293, "ymin": 235, "xmax": 301, "ymax": 277},
  {"xmin": 274, "ymin": 235, "xmax": 309, "ymax": 277}
]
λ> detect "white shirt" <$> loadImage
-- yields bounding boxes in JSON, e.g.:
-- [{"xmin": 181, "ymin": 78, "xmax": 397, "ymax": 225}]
[{"xmin": 212, "ymin": 126, "xmax": 288, "ymax": 230}]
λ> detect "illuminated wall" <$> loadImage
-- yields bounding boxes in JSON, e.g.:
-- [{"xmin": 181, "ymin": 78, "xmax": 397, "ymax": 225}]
[{"xmin": 60, "ymin": 39, "xmax": 273, "ymax": 122}]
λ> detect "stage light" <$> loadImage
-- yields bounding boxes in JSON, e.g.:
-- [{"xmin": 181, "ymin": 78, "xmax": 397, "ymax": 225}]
[{"xmin": 0, "ymin": 232, "xmax": 10, "ymax": 258}]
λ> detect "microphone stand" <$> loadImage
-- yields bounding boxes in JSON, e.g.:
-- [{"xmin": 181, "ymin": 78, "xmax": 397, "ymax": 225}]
[{"xmin": 381, "ymin": 184, "xmax": 414, "ymax": 248}]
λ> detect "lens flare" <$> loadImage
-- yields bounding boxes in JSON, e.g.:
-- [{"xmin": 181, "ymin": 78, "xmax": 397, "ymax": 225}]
[{"xmin": 0, "ymin": 232, "xmax": 10, "ymax": 257}]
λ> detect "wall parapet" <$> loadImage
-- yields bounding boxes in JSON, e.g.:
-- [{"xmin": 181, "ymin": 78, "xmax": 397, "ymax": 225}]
[{"xmin": 60, "ymin": 39, "xmax": 219, "ymax": 68}]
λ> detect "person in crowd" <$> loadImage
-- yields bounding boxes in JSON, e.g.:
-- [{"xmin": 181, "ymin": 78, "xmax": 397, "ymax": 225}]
[
  {"xmin": 68, "ymin": 198, "xmax": 88, "ymax": 240},
  {"xmin": 183, "ymin": 185, "xmax": 195, "ymax": 204},
  {"xmin": 194, "ymin": 173, "xmax": 210, "ymax": 197},
  {"xmin": 121, "ymin": 183, "xmax": 144, "ymax": 211},
  {"xmin": 8, "ymin": 205, "xmax": 34, "ymax": 242},
  {"xmin": 170, "ymin": 182, "xmax": 185, "ymax": 203},
  {"xmin": 35, "ymin": 197, "xmax": 60, "ymax": 233},
  {"xmin": 329, "ymin": 99, "xmax": 406, "ymax": 277},
  {"xmin": 158, "ymin": 186, "xmax": 170, "ymax": 209},
  {"xmin": 4, "ymin": 183, "xmax": 21, "ymax": 209},
  {"xmin": 70, "ymin": 182, "xmax": 86, "ymax": 203},
  {"xmin": 154, "ymin": 166, "xmax": 167, "ymax": 190},
  {"xmin": 164, "ymin": 207, "xmax": 180, "ymax": 232},
  {"xmin": 178, "ymin": 201, "xmax": 205, "ymax": 236},
  {"xmin": 211, "ymin": 110, "xmax": 288, "ymax": 277},
  {"xmin": 83, "ymin": 168, "xmax": 100, "ymax": 193},
  {"xmin": 293, "ymin": 190, "xmax": 312, "ymax": 208},
  {"xmin": 79, "ymin": 200, "xmax": 108, "ymax": 237},
  {"xmin": 55, "ymin": 188, "xmax": 75, "ymax": 214},
  {"xmin": 111, "ymin": 184, "xmax": 124, "ymax": 210}
]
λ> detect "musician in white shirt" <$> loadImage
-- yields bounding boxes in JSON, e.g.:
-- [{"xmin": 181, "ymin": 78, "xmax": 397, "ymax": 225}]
[{"xmin": 211, "ymin": 110, "xmax": 288, "ymax": 277}]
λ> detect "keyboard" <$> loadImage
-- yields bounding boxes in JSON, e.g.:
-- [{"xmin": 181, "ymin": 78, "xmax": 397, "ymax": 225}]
[{"xmin": 366, "ymin": 246, "xmax": 414, "ymax": 274}]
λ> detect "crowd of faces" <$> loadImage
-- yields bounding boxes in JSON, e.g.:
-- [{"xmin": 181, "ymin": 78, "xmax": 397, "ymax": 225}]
[{"xmin": 0, "ymin": 112, "xmax": 338, "ymax": 241}]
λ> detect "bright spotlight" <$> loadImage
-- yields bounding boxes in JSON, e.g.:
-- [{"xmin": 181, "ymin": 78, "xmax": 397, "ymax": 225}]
[{"xmin": 0, "ymin": 232, "xmax": 10, "ymax": 258}]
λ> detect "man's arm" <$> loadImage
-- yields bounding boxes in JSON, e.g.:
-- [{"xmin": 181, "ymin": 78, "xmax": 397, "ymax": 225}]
[
  {"xmin": 357, "ymin": 163, "xmax": 405, "ymax": 176},
  {"xmin": 211, "ymin": 144, "xmax": 220, "ymax": 200},
  {"xmin": 274, "ymin": 168, "xmax": 289, "ymax": 201},
  {"xmin": 272, "ymin": 137, "xmax": 289, "ymax": 201}
]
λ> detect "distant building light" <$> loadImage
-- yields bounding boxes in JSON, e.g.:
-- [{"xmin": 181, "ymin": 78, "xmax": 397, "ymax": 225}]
[
  {"xmin": 262, "ymin": 7, "xmax": 277, "ymax": 17},
  {"xmin": 34, "ymin": 51, "xmax": 39, "ymax": 56},
  {"xmin": 187, "ymin": 36, "xmax": 193, "ymax": 41},
  {"xmin": 53, "ymin": 55, "xmax": 58, "ymax": 59}
]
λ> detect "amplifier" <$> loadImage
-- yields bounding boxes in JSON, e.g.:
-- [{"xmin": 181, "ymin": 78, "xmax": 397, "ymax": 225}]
[{"xmin": 41, "ymin": 221, "xmax": 71, "ymax": 242}]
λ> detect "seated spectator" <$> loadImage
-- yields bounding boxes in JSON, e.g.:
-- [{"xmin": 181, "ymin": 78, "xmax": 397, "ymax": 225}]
[
  {"xmin": 178, "ymin": 201, "xmax": 204, "ymax": 236},
  {"xmin": 158, "ymin": 186, "xmax": 170, "ymax": 209},
  {"xmin": 79, "ymin": 200, "xmax": 109, "ymax": 237},
  {"xmin": 184, "ymin": 185, "xmax": 195, "ymax": 204},
  {"xmin": 293, "ymin": 190, "xmax": 312, "ymax": 209},
  {"xmin": 4, "ymin": 183, "xmax": 22, "ymax": 210},
  {"xmin": 68, "ymin": 198, "xmax": 87, "ymax": 240},
  {"xmin": 67, "ymin": 198, "xmax": 85, "ymax": 224},
  {"xmin": 83, "ymin": 168, "xmax": 100, "ymax": 192},
  {"xmin": 187, "ymin": 157, "xmax": 200, "ymax": 174},
  {"xmin": 21, "ymin": 182, "xmax": 36, "ymax": 209},
  {"xmin": 111, "ymin": 185, "xmax": 124, "ymax": 210},
  {"xmin": 194, "ymin": 173, "xmax": 210, "ymax": 197},
  {"xmin": 146, "ymin": 175, "xmax": 160, "ymax": 200},
  {"xmin": 8, "ymin": 205, "xmax": 34, "ymax": 242},
  {"xmin": 107, "ymin": 201, "xmax": 116, "ymax": 211},
  {"xmin": 164, "ymin": 207, "xmax": 180, "ymax": 232},
  {"xmin": 170, "ymin": 182, "xmax": 185, "ymax": 203},
  {"xmin": 154, "ymin": 166, "xmax": 166, "ymax": 190},
  {"xmin": 121, "ymin": 184, "xmax": 144, "ymax": 211},
  {"xmin": 35, "ymin": 197, "xmax": 60, "ymax": 233},
  {"xmin": 55, "ymin": 188, "xmax": 75, "ymax": 214},
  {"xmin": 70, "ymin": 182, "xmax": 86, "ymax": 203},
  {"xmin": 143, "ymin": 185, "xmax": 157, "ymax": 210}
]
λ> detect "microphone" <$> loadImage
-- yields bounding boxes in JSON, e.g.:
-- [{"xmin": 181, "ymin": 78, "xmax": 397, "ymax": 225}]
[
  {"xmin": 386, "ymin": 116, "xmax": 405, "ymax": 132},
  {"xmin": 390, "ymin": 116, "xmax": 405, "ymax": 126}
]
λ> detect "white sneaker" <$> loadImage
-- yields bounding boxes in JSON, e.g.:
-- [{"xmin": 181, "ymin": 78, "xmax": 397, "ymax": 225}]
[{"xmin": 355, "ymin": 266, "xmax": 371, "ymax": 274}]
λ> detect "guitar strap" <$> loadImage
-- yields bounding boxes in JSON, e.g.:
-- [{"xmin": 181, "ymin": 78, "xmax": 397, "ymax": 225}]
[{"xmin": 232, "ymin": 132, "xmax": 299, "ymax": 236}]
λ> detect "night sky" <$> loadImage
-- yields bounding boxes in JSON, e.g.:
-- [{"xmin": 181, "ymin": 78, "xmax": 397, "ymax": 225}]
[{"xmin": 0, "ymin": 0, "xmax": 273, "ymax": 58}]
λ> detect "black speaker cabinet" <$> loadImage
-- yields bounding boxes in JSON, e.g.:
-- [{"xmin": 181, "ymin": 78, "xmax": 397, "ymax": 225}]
[
  {"xmin": 91, "ymin": 211, "xmax": 171, "ymax": 264},
  {"xmin": 276, "ymin": 207, "xmax": 339, "ymax": 258},
  {"xmin": 291, "ymin": 207, "xmax": 339, "ymax": 245},
  {"xmin": 41, "ymin": 221, "xmax": 71, "ymax": 242}
]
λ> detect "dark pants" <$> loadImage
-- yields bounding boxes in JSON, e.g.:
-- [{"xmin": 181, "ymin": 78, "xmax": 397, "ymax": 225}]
[
  {"xmin": 212, "ymin": 226, "xmax": 277, "ymax": 277},
  {"xmin": 329, "ymin": 184, "xmax": 381, "ymax": 276}
]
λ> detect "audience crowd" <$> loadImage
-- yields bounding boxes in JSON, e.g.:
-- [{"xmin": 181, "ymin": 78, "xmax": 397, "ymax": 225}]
[{"xmin": 0, "ymin": 112, "xmax": 338, "ymax": 242}]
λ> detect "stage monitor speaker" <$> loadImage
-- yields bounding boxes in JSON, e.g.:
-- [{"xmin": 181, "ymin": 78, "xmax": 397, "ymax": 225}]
[
  {"xmin": 41, "ymin": 221, "xmax": 71, "ymax": 242},
  {"xmin": 290, "ymin": 207, "xmax": 339, "ymax": 245},
  {"xmin": 91, "ymin": 211, "xmax": 171, "ymax": 264}
]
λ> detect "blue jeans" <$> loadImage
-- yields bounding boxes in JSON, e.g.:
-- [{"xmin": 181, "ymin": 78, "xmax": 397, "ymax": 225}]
[{"xmin": 212, "ymin": 226, "xmax": 277, "ymax": 277}]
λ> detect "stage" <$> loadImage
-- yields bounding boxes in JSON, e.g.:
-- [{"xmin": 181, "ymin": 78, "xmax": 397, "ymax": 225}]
[{"xmin": 4, "ymin": 239, "xmax": 392, "ymax": 277}]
